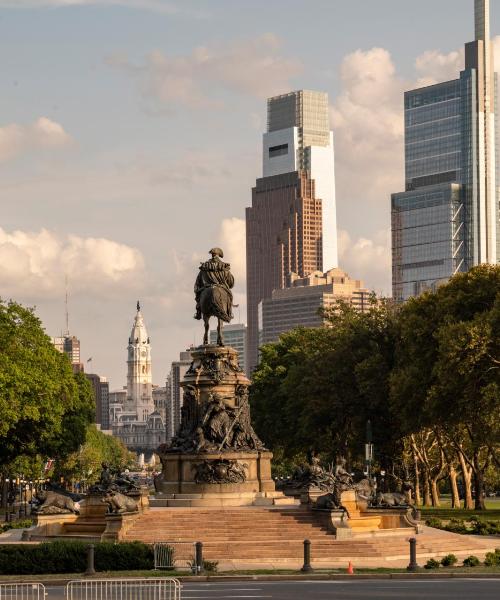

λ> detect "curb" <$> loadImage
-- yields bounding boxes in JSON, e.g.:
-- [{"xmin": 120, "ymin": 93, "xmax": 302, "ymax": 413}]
[{"xmin": 3, "ymin": 572, "xmax": 500, "ymax": 585}]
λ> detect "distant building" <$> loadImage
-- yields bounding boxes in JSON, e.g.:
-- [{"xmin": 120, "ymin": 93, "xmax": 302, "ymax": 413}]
[
  {"xmin": 210, "ymin": 324, "xmax": 247, "ymax": 375},
  {"xmin": 391, "ymin": 0, "xmax": 499, "ymax": 302},
  {"xmin": 85, "ymin": 373, "xmax": 110, "ymax": 430},
  {"xmin": 52, "ymin": 334, "xmax": 84, "ymax": 373},
  {"xmin": 153, "ymin": 385, "xmax": 167, "ymax": 423},
  {"xmin": 110, "ymin": 302, "xmax": 166, "ymax": 454},
  {"xmin": 258, "ymin": 268, "xmax": 373, "ymax": 346},
  {"xmin": 166, "ymin": 349, "xmax": 192, "ymax": 442},
  {"xmin": 246, "ymin": 89, "xmax": 338, "ymax": 373}
]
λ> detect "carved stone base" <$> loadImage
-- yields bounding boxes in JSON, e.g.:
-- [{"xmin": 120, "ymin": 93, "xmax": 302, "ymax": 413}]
[{"xmin": 154, "ymin": 450, "xmax": 294, "ymax": 506}]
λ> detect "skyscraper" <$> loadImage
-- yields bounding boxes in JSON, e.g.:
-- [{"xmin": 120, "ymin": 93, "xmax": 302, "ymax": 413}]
[
  {"xmin": 391, "ymin": 0, "xmax": 499, "ymax": 301},
  {"xmin": 246, "ymin": 90, "xmax": 337, "ymax": 373}
]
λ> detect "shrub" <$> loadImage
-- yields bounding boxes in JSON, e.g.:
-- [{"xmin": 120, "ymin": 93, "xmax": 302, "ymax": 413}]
[
  {"xmin": 203, "ymin": 560, "xmax": 219, "ymax": 573},
  {"xmin": 441, "ymin": 554, "xmax": 458, "ymax": 567},
  {"xmin": 463, "ymin": 555, "xmax": 480, "ymax": 567},
  {"xmin": 0, "ymin": 541, "xmax": 154, "ymax": 575},
  {"xmin": 425, "ymin": 517, "xmax": 443, "ymax": 529},
  {"xmin": 484, "ymin": 549, "xmax": 500, "ymax": 567},
  {"xmin": 470, "ymin": 520, "xmax": 500, "ymax": 536},
  {"xmin": 444, "ymin": 519, "xmax": 468, "ymax": 534},
  {"xmin": 424, "ymin": 558, "xmax": 441, "ymax": 570},
  {"xmin": 0, "ymin": 519, "xmax": 33, "ymax": 534}
]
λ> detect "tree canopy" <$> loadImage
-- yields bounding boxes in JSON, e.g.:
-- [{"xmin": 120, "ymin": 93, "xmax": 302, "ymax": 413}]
[
  {"xmin": 250, "ymin": 266, "xmax": 500, "ymax": 508},
  {"xmin": 0, "ymin": 299, "xmax": 94, "ymax": 468}
]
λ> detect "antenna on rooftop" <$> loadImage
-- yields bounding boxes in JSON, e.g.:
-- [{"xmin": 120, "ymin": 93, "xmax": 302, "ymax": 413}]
[{"xmin": 64, "ymin": 275, "xmax": 70, "ymax": 336}]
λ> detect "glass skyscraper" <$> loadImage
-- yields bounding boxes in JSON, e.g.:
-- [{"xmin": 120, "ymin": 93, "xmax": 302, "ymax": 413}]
[{"xmin": 392, "ymin": 0, "xmax": 499, "ymax": 301}]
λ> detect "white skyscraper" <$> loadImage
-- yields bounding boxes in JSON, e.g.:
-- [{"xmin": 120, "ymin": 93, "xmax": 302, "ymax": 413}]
[{"xmin": 262, "ymin": 90, "xmax": 338, "ymax": 269}]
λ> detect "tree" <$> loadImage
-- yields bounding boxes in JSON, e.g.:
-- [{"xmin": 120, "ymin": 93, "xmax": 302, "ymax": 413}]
[
  {"xmin": 56, "ymin": 424, "xmax": 135, "ymax": 484},
  {"xmin": 391, "ymin": 265, "xmax": 500, "ymax": 509},
  {"xmin": 0, "ymin": 299, "xmax": 94, "ymax": 468},
  {"xmin": 251, "ymin": 299, "xmax": 400, "ymax": 470}
]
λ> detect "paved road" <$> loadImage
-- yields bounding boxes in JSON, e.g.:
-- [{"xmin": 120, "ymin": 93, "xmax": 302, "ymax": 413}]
[{"xmin": 44, "ymin": 579, "xmax": 500, "ymax": 599}]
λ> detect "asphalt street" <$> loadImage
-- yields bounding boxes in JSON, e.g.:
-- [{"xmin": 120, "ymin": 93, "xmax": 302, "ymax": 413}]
[{"xmin": 43, "ymin": 579, "xmax": 500, "ymax": 599}]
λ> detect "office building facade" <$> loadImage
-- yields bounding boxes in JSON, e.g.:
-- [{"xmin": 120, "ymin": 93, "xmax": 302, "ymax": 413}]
[
  {"xmin": 259, "ymin": 268, "xmax": 372, "ymax": 346},
  {"xmin": 85, "ymin": 373, "xmax": 110, "ymax": 430},
  {"xmin": 52, "ymin": 334, "xmax": 84, "ymax": 373},
  {"xmin": 166, "ymin": 349, "xmax": 192, "ymax": 441},
  {"xmin": 392, "ymin": 0, "xmax": 499, "ymax": 301}
]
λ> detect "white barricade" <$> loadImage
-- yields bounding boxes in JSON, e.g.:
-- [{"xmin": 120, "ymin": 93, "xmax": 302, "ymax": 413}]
[
  {"xmin": 154, "ymin": 542, "xmax": 195, "ymax": 570},
  {"xmin": 0, "ymin": 583, "xmax": 46, "ymax": 600},
  {"xmin": 66, "ymin": 578, "xmax": 181, "ymax": 600}
]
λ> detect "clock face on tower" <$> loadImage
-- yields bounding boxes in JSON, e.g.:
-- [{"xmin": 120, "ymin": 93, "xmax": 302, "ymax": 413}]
[{"xmin": 141, "ymin": 350, "xmax": 147, "ymax": 358}]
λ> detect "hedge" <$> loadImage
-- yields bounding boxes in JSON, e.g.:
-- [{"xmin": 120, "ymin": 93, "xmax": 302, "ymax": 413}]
[{"xmin": 0, "ymin": 541, "xmax": 154, "ymax": 574}]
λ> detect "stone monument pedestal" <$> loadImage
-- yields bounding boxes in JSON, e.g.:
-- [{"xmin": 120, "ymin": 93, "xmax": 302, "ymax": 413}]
[{"xmin": 155, "ymin": 345, "xmax": 295, "ymax": 507}]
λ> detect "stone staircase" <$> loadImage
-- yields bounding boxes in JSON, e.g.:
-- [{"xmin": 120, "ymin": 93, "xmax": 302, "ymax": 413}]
[{"xmin": 123, "ymin": 506, "xmax": 498, "ymax": 568}]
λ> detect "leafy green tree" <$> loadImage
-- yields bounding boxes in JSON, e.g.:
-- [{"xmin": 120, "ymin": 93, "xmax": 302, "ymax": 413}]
[
  {"xmin": 251, "ymin": 299, "xmax": 400, "ymax": 470},
  {"xmin": 56, "ymin": 424, "xmax": 135, "ymax": 484},
  {"xmin": 391, "ymin": 265, "xmax": 500, "ymax": 509},
  {"xmin": 0, "ymin": 299, "xmax": 94, "ymax": 468}
]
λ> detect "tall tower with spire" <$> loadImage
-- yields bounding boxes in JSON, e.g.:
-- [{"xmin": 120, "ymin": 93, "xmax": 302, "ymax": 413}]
[{"xmin": 125, "ymin": 301, "xmax": 154, "ymax": 422}]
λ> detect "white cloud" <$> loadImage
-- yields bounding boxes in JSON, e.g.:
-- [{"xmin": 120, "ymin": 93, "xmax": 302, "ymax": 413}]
[
  {"xmin": 217, "ymin": 217, "xmax": 245, "ymax": 284},
  {"xmin": 0, "ymin": 227, "xmax": 144, "ymax": 299},
  {"xmin": 107, "ymin": 34, "xmax": 302, "ymax": 111},
  {"xmin": 0, "ymin": 117, "xmax": 71, "ymax": 162},
  {"xmin": 338, "ymin": 228, "xmax": 391, "ymax": 295},
  {"xmin": 331, "ymin": 43, "xmax": 474, "ymax": 230},
  {"xmin": 415, "ymin": 48, "xmax": 464, "ymax": 87},
  {"xmin": 331, "ymin": 47, "xmax": 405, "ymax": 219}
]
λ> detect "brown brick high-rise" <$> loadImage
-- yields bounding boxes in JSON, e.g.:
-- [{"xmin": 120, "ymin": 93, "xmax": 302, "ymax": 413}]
[{"xmin": 246, "ymin": 170, "xmax": 322, "ymax": 373}]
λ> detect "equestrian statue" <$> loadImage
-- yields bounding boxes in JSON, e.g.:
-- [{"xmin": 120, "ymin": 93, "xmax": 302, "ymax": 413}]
[{"xmin": 194, "ymin": 247, "xmax": 234, "ymax": 346}]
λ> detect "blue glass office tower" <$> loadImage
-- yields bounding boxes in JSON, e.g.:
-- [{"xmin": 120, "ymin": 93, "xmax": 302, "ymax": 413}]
[{"xmin": 392, "ymin": 0, "xmax": 499, "ymax": 301}]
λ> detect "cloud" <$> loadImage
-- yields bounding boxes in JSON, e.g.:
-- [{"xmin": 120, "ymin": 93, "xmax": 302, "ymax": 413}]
[
  {"xmin": 107, "ymin": 34, "xmax": 302, "ymax": 111},
  {"xmin": 0, "ymin": 227, "xmax": 144, "ymax": 299},
  {"xmin": 331, "ymin": 47, "xmax": 406, "ymax": 220},
  {"xmin": 217, "ymin": 217, "xmax": 245, "ymax": 283},
  {"xmin": 415, "ymin": 48, "xmax": 464, "ymax": 87},
  {"xmin": 0, "ymin": 117, "xmax": 71, "ymax": 162},
  {"xmin": 331, "ymin": 43, "xmax": 477, "ymax": 229},
  {"xmin": 338, "ymin": 228, "xmax": 391, "ymax": 295}
]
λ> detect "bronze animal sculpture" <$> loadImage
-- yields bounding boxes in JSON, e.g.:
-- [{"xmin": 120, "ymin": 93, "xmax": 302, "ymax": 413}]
[
  {"xmin": 102, "ymin": 489, "xmax": 139, "ymax": 514},
  {"xmin": 34, "ymin": 490, "xmax": 80, "ymax": 515}
]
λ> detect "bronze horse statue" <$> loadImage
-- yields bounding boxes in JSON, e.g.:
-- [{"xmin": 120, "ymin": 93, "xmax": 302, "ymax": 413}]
[{"xmin": 194, "ymin": 248, "xmax": 234, "ymax": 346}]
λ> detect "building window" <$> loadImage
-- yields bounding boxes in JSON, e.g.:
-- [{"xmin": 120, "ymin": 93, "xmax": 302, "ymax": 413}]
[{"xmin": 269, "ymin": 144, "xmax": 288, "ymax": 158}]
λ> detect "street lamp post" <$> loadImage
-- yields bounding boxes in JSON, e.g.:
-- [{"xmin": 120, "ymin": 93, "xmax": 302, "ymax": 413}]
[{"xmin": 365, "ymin": 420, "xmax": 374, "ymax": 483}]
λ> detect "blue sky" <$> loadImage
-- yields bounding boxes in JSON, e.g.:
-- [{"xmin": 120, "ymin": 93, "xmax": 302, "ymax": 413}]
[{"xmin": 1, "ymin": 0, "xmax": 499, "ymax": 387}]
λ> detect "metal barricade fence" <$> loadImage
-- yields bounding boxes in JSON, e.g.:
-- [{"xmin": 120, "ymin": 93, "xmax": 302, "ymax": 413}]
[
  {"xmin": 154, "ymin": 542, "xmax": 195, "ymax": 571},
  {"xmin": 0, "ymin": 583, "xmax": 46, "ymax": 600},
  {"xmin": 66, "ymin": 578, "xmax": 181, "ymax": 600}
]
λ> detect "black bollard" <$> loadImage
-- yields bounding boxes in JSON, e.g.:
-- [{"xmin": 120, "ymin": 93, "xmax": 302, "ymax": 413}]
[
  {"xmin": 301, "ymin": 539, "xmax": 313, "ymax": 573},
  {"xmin": 85, "ymin": 544, "xmax": 96, "ymax": 576},
  {"xmin": 195, "ymin": 541, "xmax": 204, "ymax": 575},
  {"xmin": 406, "ymin": 537, "xmax": 420, "ymax": 572}
]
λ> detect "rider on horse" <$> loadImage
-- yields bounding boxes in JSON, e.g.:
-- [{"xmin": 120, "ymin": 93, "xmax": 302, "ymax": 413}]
[{"xmin": 194, "ymin": 248, "xmax": 234, "ymax": 344}]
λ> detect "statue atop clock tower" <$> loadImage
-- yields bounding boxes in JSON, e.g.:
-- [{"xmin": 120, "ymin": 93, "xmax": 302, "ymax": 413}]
[{"xmin": 125, "ymin": 301, "xmax": 154, "ymax": 422}]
